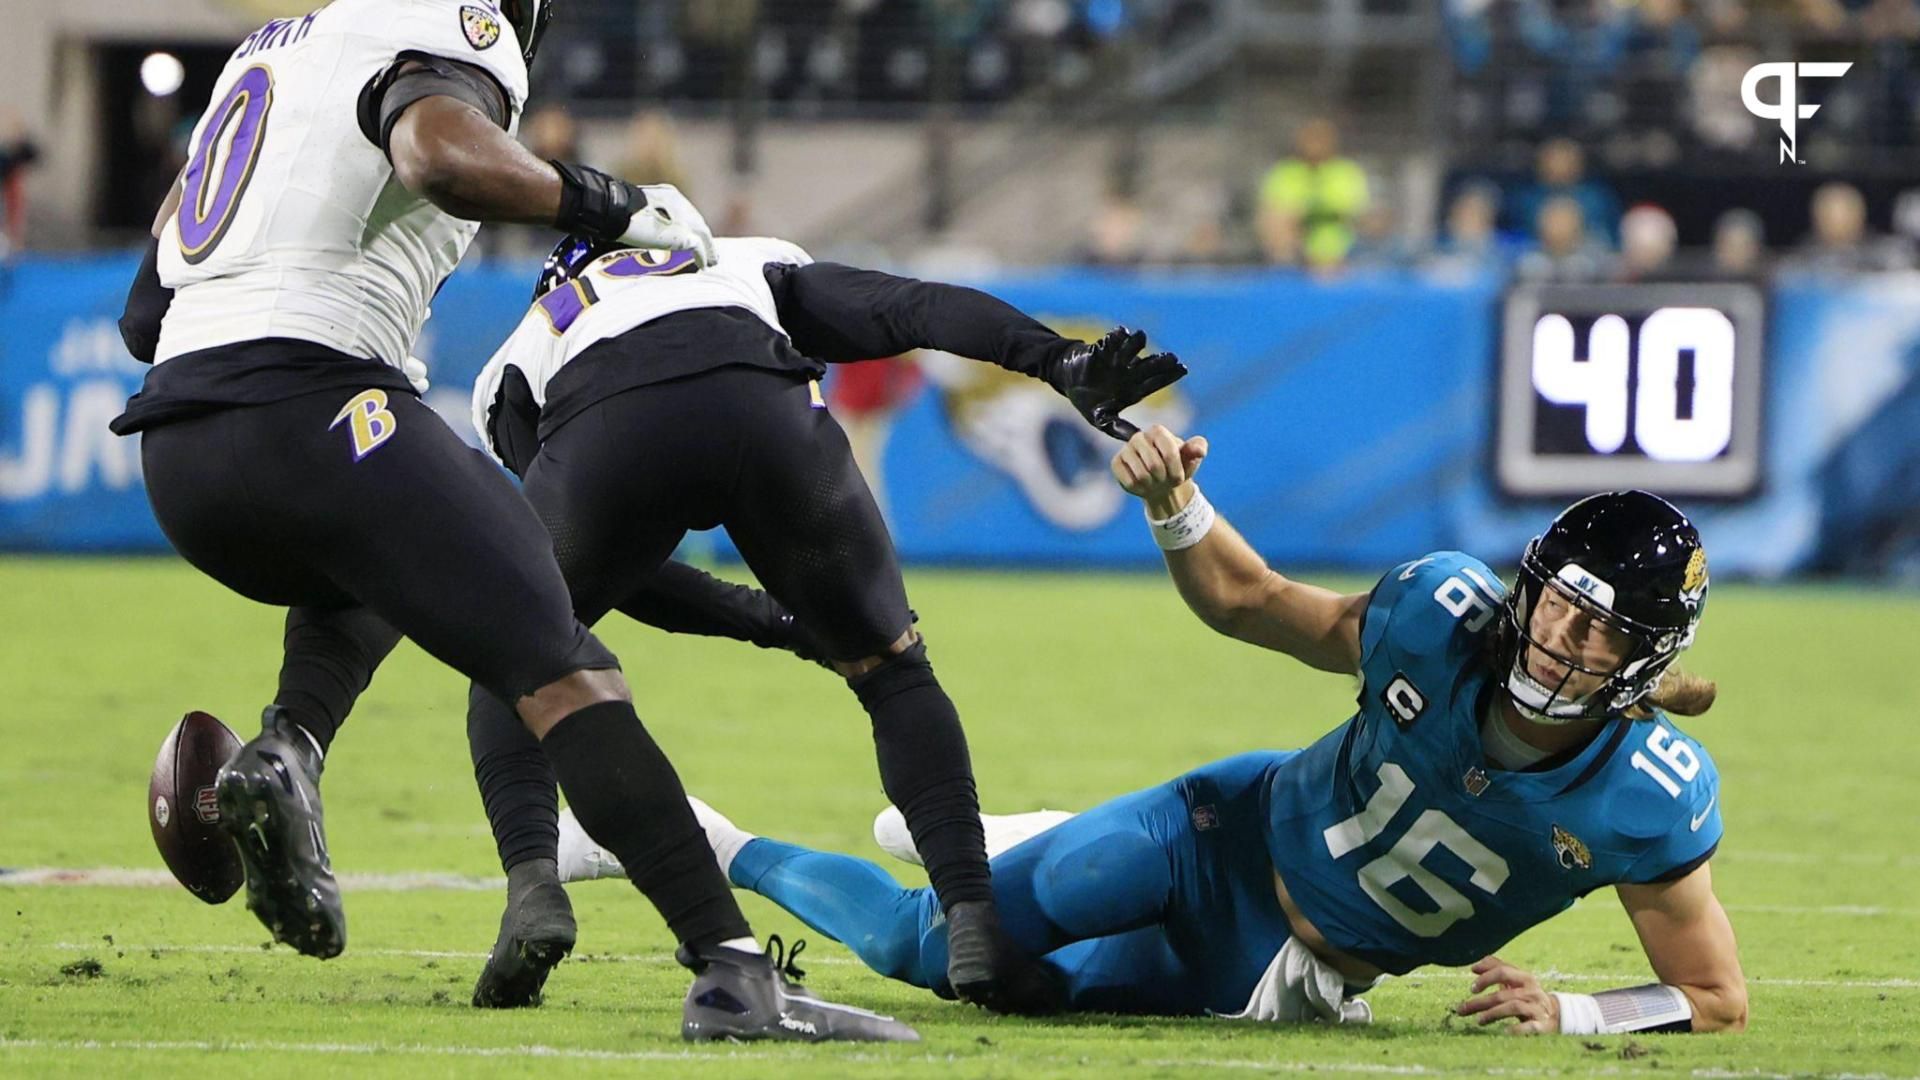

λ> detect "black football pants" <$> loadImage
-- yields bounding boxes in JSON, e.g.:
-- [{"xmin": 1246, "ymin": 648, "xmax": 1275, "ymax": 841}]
[{"xmin": 139, "ymin": 385, "xmax": 616, "ymax": 713}]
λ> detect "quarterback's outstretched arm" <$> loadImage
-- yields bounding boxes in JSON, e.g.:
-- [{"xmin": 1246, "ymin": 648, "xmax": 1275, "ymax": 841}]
[
  {"xmin": 1456, "ymin": 864, "xmax": 1746, "ymax": 1035},
  {"xmin": 1112, "ymin": 426, "xmax": 1365, "ymax": 674},
  {"xmin": 1616, "ymin": 863, "xmax": 1749, "ymax": 1031}
]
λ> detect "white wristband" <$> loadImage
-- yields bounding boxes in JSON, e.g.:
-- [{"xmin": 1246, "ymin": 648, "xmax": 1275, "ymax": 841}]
[
  {"xmin": 1553, "ymin": 985, "xmax": 1692, "ymax": 1035},
  {"xmin": 1552, "ymin": 992, "xmax": 1605, "ymax": 1035},
  {"xmin": 1146, "ymin": 487, "xmax": 1216, "ymax": 551}
]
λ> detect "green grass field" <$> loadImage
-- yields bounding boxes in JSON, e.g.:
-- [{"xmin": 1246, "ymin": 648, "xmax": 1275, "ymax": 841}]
[{"xmin": 2, "ymin": 556, "xmax": 1917, "ymax": 1078}]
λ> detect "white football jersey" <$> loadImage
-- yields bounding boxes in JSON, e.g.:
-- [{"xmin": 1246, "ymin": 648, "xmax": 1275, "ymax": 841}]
[
  {"xmin": 470, "ymin": 236, "xmax": 812, "ymax": 460},
  {"xmin": 155, "ymin": 0, "xmax": 529, "ymax": 369}
]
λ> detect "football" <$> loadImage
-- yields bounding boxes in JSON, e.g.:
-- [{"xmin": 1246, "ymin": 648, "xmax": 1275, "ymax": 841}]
[{"xmin": 148, "ymin": 711, "xmax": 244, "ymax": 904}]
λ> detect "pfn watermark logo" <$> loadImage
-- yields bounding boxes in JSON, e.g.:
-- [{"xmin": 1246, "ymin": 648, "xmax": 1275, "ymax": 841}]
[{"xmin": 1741, "ymin": 62, "xmax": 1851, "ymax": 164}]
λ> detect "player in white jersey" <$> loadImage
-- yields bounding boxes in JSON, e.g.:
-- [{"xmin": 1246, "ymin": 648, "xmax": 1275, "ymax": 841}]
[
  {"xmin": 108, "ymin": 0, "xmax": 918, "ymax": 1042},
  {"xmin": 456, "ymin": 231, "xmax": 1188, "ymax": 1018}
]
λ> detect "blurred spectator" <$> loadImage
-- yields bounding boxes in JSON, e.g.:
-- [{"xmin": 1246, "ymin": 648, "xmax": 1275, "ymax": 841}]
[
  {"xmin": 1614, "ymin": 203, "xmax": 1680, "ymax": 281},
  {"xmin": 1516, "ymin": 195, "xmax": 1609, "ymax": 282},
  {"xmin": 1514, "ymin": 0, "xmax": 1631, "ymax": 132},
  {"xmin": 1622, "ymin": 0, "xmax": 1702, "ymax": 76},
  {"xmin": 615, "ymin": 110, "xmax": 691, "ymax": 195},
  {"xmin": 1443, "ymin": 0, "xmax": 1498, "ymax": 76},
  {"xmin": 1509, "ymin": 138, "xmax": 1621, "ymax": 244},
  {"xmin": 0, "ymin": 109, "xmax": 41, "ymax": 259},
  {"xmin": 1441, "ymin": 182, "xmax": 1502, "ymax": 258},
  {"xmin": 1709, "ymin": 208, "xmax": 1769, "ymax": 279},
  {"xmin": 1081, "ymin": 191, "xmax": 1144, "ymax": 267},
  {"xmin": 1789, "ymin": 181, "xmax": 1914, "ymax": 273},
  {"xmin": 1423, "ymin": 182, "xmax": 1509, "ymax": 279},
  {"xmin": 523, "ymin": 105, "xmax": 581, "ymax": 162},
  {"xmin": 1255, "ymin": 118, "xmax": 1369, "ymax": 270},
  {"xmin": 1688, "ymin": 41, "xmax": 1762, "ymax": 152}
]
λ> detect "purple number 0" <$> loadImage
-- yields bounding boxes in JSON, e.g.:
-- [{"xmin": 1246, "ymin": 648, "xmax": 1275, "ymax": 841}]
[{"xmin": 178, "ymin": 65, "xmax": 275, "ymax": 264}]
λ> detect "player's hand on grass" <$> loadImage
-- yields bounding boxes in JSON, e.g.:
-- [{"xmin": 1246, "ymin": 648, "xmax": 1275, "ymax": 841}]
[
  {"xmin": 1112, "ymin": 424, "xmax": 1208, "ymax": 517},
  {"xmin": 619, "ymin": 183, "xmax": 718, "ymax": 268},
  {"xmin": 1048, "ymin": 326, "xmax": 1187, "ymax": 439},
  {"xmin": 1456, "ymin": 955, "xmax": 1560, "ymax": 1035}
]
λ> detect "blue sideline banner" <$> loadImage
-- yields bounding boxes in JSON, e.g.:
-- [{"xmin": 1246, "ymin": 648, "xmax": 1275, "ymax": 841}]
[{"xmin": 4, "ymin": 256, "xmax": 1917, "ymax": 577}]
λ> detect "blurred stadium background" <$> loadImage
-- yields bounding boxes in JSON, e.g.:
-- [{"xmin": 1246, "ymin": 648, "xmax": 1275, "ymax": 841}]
[{"xmin": 3, "ymin": 0, "xmax": 1920, "ymax": 578}]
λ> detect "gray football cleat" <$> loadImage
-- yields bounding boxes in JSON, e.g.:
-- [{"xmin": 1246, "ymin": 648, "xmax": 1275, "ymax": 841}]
[
  {"xmin": 678, "ymin": 937, "xmax": 920, "ymax": 1042},
  {"xmin": 214, "ymin": 706, "xmax": 344, "ymax": 959}
]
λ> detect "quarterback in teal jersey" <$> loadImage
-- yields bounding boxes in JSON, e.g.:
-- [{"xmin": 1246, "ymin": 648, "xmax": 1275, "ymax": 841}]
[{"xmin": 559, "ymin": 425, "xmax": 1747, "ymax": 1034}]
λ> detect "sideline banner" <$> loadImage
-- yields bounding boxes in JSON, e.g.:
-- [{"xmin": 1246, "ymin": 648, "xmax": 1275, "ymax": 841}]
[{"xmin": 3, "ymin": 256, "xmax": 1915, "ymax": 577}]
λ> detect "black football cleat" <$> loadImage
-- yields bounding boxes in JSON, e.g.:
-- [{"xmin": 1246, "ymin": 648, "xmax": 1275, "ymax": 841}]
[
  {"xmin": 946, "ymin": 899, "xmax": 1065, "ymax": 1016},
  {"xmin": 678, "ymin": 938, "xmax": 920, "ymax": 1042},
  {"xmin": 214, "ymin": 706, "xmax": 344, "ymax": 959},
  {"xmin": 472, "ymin": 859, "xmax": 576, "ymax": 1008}
]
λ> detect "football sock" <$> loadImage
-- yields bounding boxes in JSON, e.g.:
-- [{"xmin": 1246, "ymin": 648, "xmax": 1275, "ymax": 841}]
[
  {"xmin": 468, "ymin": 683, "xmax": 560, "ymax": 873},
  {"xmin": 687, "ymin": 797, "xmax": 757, "ymax": 877},
  {"xmin": 731, "ymin": 838, "xmax": 931, "ymax": 985},
  {"xmin": 274, "ymin": 605, "xmax": 402, "ymax": 754},
  {"xmin": 850, "ymin": 643, "xmax": 993, "ymax": 911},
  {"xmin": 539, "ymin": 700, "xmax": 752, "ymax": 948}
]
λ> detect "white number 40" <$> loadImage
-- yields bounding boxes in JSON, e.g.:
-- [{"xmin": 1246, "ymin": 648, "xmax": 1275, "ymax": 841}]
[{"xmin": 1630, "ymin": 724, "xmax": 1700, "ymax": 797}]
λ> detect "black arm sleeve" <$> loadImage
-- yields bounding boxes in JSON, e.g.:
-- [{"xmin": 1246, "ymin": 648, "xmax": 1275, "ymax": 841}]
[
  {"xmin": 357, "ymin": 51, "xmax": 511, "ymax": 157},
  {"xmin": 766, "ymin": 261, "xmax": 1078, "ymax": 382},
  {"xmin": 118, "ymin": 234, "xmax": 174, "ymax": 364},
  {"xmin": 614, "ymin": 562, "xmax": 795, "ymax": 650}
]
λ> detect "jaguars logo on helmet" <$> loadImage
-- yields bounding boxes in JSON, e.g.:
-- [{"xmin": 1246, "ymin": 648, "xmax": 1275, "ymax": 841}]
[{"xmin": 1498, "ymin": 490, "xmax": 1708, "ymax": 724}]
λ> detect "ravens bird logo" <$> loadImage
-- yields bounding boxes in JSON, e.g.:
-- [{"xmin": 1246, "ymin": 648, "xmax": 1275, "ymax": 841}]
[
  {"xmin": 1551, "ymin": 825, "xmax": 1593, "ymax": 871},
  {"xmin": 461, "ymin": 5, "xmax": 502, "ymax": 51}
]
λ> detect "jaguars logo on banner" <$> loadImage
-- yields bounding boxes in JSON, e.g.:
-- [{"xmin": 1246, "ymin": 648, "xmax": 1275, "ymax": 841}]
[
  {"xmin": 460, "ymin": 4, "xmax": 502, "ymax": 50},
  {"xmin": 918, "ymin": 318, "xmax": 1191, "ymax": 532}
]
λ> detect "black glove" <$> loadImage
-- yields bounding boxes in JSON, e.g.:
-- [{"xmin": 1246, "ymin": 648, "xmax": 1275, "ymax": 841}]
[{"xmin": 1044, "ymin": 326, "xmax": 1187, "ymax": 440}]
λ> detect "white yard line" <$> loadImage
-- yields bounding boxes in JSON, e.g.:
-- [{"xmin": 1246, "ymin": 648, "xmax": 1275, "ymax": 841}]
[
  {"xmin": 0, "ymin": 867, "xmax": 506, "ymax": 891},
  {"xmin": 27, "ymin": 942, "xmax": 1918, "ymax": 988},
  {"xmin": 0, "ymin": 1037, "xmax": 1912, "ymax": 1079},
  {"xmin": 36, "ymin": 940, "xmax": 862, "ymax": 966},
  {"xmin": 8, "ymin": 868, "xmax": 1914, "ymax": 918},
  {"xmin": 1719, "ymin": 850, "xmax": 1920, "ymax": 869}
]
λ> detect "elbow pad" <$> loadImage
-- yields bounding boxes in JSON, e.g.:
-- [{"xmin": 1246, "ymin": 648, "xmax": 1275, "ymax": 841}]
[{"xmin": 357, "ymin": 51, "xmax": 511, "ymax": 158}]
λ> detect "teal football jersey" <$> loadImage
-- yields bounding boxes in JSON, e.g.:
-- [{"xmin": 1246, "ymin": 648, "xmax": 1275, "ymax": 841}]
[{"xmin": 1262, "ymin": 552, "xmax": 1722, "ymax": 974}]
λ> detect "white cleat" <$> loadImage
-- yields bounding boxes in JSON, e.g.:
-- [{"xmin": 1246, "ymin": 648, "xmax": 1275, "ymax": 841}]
[
  {"xmin": 873, "ymin": 805, "xmax": 1076, "ymax": 866},
  {"xmin": 556, "ymin": 807, "xmax": 627, "ymax": 883}
]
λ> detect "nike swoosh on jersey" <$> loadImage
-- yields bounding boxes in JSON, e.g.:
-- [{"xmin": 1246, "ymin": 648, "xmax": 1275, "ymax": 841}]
[{"xmin": 1690, "ymin": 795, "xmax": 1717, "ymax": 831}]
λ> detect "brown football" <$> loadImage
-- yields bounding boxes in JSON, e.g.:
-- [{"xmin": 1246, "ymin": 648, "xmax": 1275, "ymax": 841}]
[{"xmin": 149, "ymin": 711, "xmax": 244, "ymax": 904}]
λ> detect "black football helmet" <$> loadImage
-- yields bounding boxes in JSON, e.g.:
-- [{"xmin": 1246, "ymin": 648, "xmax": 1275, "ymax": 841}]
[
  {"xmin": 1498, "ymin": 490, "xmax": 1709, "ymax": 723},
  {"xmin": 532, "ymin": 232, "xmax": 620, "ymax": 302},
  {"xmin": 502, "ymin": 0, "xmax": 556, "ymax": 65}
]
